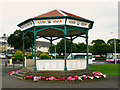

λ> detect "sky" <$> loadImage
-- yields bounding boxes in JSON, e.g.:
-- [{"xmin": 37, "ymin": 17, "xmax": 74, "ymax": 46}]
[{"xmin": 0, "ymin": 0, "xmax": 119, "ymax": 45}]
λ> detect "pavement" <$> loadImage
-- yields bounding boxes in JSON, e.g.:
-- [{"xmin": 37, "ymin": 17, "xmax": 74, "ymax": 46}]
[
  {"xmin": 91, "ymin": 61, "xmax": 114, "ymax": 65},
  {"xmin": 1, "ymin": 59, "xmax": 119, "ymax": 88},
  {"xmin": 2, "ymin": 67, "xmax": 119, "ymax": 88}
]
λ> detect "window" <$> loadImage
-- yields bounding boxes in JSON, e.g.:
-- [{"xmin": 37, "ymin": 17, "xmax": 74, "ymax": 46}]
[{"xmin": 74, "ymin": 55, "xmax": 85, "ymax": 59}]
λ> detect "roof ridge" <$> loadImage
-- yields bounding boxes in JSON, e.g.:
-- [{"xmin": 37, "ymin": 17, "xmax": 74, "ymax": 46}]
[
  {"xmin": 56, "ymin": 9, "xmax": 67, "ymax": 16},
  {"xmin": 60, "ymin": 10, "xmax": 86, "ymax": 20}
]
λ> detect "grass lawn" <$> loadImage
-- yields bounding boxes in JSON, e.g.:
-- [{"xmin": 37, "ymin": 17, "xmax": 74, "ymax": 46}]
[{"xmin": 89, "ymin": 64, "xmax": 120, "ymax": 76}]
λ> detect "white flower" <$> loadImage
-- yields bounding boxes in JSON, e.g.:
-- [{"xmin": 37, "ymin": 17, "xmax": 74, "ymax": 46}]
[
  {"xmin": 103, "ymin": 75, "xmax": 106, "ymax": 78},
  {"xmin": 96, "ymin": 76, "xmax": 99, "ymax": 78},
  {"xmin": 82, "ymin": 75, "xmax": 86, "ymax": 77},
  {"xmin": 90, "ymin": 76, "xmax": 94, "ymax": 79},
  {"xmin": 78, "ymin": 76, "xmax": 82, "ymax": 80}
]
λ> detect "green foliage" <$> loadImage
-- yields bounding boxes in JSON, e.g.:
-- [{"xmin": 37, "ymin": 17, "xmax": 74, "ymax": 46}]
[
  {"xmin": 91, "ymin": 39, "xmax": 105, "ymax": 45},
  {"xmin": 89, "ymin": 39, "xmax": 110, "ymax": 57},
  {"xmin": 11, "ymin": 57, "xmax": 15, "ymax": 61},
  {"xmin": 95, "ymin": 57, "xmax": 106, "ymax": 60},
  {"xmin": 56, "ymin": 56, "xmax": 64, "ymax": 59},
  {"xmin": 14, "ymin": 51, "xmax": 23, "ymax": 61},
  {"xmin": 49, "ymin": 39, "xmax": 87, "ymax": 55},
  {"xmin": 107, "ymin": 39, "xmax": 120, "ymax": 53},
  {"xmin": 73, "ymin": 43, "xmax": 86, "ymax": 53},
  {"xmin": 19, "ymin": 66, "xmax": 24, "ymax": 69},
  {"xmin": 0, "ymin": 50, "xmax": 5, "ymax": 53},
  {"xmin": 26, "ymin": 52, "xmax": 35, "ymax": 59},
  {"xmin": 49, "ymin": 45, "xmax": 55, "ymax": 53},
  {"xmin": 90, "ymin": 44, "xmax": 109, "ymax": 56},
  {"xmin": 90, "ymin": 64, "xmax": 120, "ymax": 76},
  {"xmin": 8, "ymin": 30, "xmax": 32, "ymax": 50},
  {"xmin": 56, "ymin": 39, "xmax": 71, "ymax": 55},
  {"xmin": 39, "ymin": 53, "xmax": 50, "ymax": 59}
]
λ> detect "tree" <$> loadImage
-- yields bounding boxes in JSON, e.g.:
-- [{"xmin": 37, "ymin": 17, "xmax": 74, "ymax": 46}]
[
  {"xmin": 91, "ymin": 39, "xmax": 106, "ymax": 45},
  {"xmin": 107, "ymin": 39, "xmax": 120, "ymax": 53},
  {"xmin": 49, "ymin": 45, "xmax": 55, "ymax": 53},
  {"xmin": 8, "ymin": 30, "xmax": 32, "ymax": 50},
  {"xmin": 56, "ymin": 39, "xmax": 71, "ymax": 55},
  {"xmin": 75, "ymin": 43, "xmax": 86, "ymax": 53},
  {"xmin": 89, "ymin": 39, "xmax": 109, "ymax": 57},
  {"xmin": 49, "ymin": 39, "xmax": 87, "ymax": 55}
]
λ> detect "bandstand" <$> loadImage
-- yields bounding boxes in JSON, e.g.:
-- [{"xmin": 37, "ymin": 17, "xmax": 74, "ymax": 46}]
[{"xmin": 17, "ymin": 9, "xmax": 94, "ymax": 71}]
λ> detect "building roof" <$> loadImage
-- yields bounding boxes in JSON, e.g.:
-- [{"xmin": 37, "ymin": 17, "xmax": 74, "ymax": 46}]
[
  {"xmin": 17, "ymin": 9, "xmax": 94, "ymax": 38},
  {"xmin": 36, "ymin": 41, "xmax": 53, "ymax": 47},
  {"xmin": 18, "ymin": 9, "xmax": 93, "ymax": 27},
  {"xmin": 34, "ymin": 9, "xmax": 87, "ymax": 20}
]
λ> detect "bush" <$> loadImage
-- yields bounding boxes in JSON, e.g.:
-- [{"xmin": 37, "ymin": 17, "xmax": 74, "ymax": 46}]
[
  {"xmin": 19, "ymin": 66, "xmax": 24, "ymax": 69},
  {"xmin": 26, "ymin": 52, "xmax": 39, "ymax": 59},
  {"xmin": 95, "ymin": 57, "xmax": 106, "ymax": 60},
  {"xmin": 14, "ymin": 51, "xmax": 23, "ymax": 61},
  {"xmin": 11, "ymin": 57, "xmax": 15, "ymax": 61},
  {"xmin": 39, "ymin": 53, "xmax": 50, "ymax": 59},
  {"xmin": 56, "ymin": 56, "xmax": 64, "ymax": 59},
  {"xmin": 26, "ymin": 52, "xmax": 35, "ymax": 59}
]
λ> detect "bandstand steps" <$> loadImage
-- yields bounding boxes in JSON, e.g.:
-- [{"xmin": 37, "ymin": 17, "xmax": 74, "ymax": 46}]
[
  {"xmin": 12, "ymin": 74, "xmax": 24, "ymax": 80},
  {"xmin": 18, "ymin": 71, "xmax": 27, "ymax": 74},
  {"xmin": 13, "ymin": 73, "xmax": 26, "ymax": 77}
]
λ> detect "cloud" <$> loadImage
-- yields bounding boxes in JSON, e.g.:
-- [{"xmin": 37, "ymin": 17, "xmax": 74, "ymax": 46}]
[{"xmin": 0, "ymin": 2, "xmax": 118, "ymax": 44}]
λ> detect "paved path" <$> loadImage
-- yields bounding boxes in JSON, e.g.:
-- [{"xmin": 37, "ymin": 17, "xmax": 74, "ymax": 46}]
[
  {"xmin": 1, "ymin": 59, "xmax": 22, "ymax": 68},
  {"xmin": 1, "ymin": 59, "xmax": 119, "ymax": 88},
  {"xmin": 91, "ymin": 61, "xmax": 114, "ymax": 65},
  {"xmin": 2, "ymin": 68, "xmax": 119, "ymax": 88}
]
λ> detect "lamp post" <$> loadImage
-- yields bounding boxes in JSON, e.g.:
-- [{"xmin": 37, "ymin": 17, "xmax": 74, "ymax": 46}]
[
  {"xmin": 110, "ymin": 32, "xmax": 117, "ymax": 64},
  {"xmin": 114, "ymin": 38, "xmax": 117, "ymax": 64}
]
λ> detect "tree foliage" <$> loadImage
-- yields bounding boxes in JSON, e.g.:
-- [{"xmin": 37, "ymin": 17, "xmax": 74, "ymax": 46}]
[
  {"xmin": 90, "ymin": 39, "xmax": 110, "ymax": 57},
  {"xmin": 107, "ymin": 39, "xmax": 120, "ymax": 53},
  {"xmin": 56, "ymin": 39, "xmax": 71, "ymax": 55},
  {"xmin": 8, "ymin": 30, "xmax": 32, "ymax": 50},
  {"xmin": 49, "ymin": 38, "xmax": 120, "ymax": 57},
  {"xmin": 49, "ymin": 39, "xmax": 87, "ymax": 55},
  {"xmin": 26, "ymin": 52, "xmax": 35, "ymax": 59},
  {"xmin": 74, "ymin": 43, "xmax": 86, "ymax": 53},
  {"xmin": 91, "ymin": 39, "xmax": 105, "ymax": 45}
]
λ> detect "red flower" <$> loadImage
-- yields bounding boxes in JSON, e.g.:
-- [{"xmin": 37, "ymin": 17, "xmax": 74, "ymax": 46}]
[{"xmin": 73, "ymin": 76, "xmax": 78, "ymax": 80}]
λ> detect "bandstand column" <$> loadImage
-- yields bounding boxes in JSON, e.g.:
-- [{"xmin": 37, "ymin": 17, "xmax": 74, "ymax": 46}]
[
  {"xmin": 31, "ymin": 37, "xmax": 33, "ymax": 59},
  {"xmin": 70, "ymin": 37, "xmax": 73, "ymax": 59},
  {"xmin": 86, "ymin": 30, "xmax": 89, "ymax": 69},
  {"xmin": 22, "ymin": 32, "xmax": 25, "ymax": 67},
  {"xmin": 34, "ymin": 27, "xmax": 37, "ymax": 71},
  {"xmin": 50, "ymin": 37, "xmax": 53, "ymax": 59},
  {"xmin": 64, "ymin": 26, "xmax": 67, "ymax": 71}
]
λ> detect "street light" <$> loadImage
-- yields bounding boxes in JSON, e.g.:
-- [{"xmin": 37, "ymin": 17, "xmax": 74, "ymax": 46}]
[{"xmin": 110, "ymin": 32, "xmax": 117, "ymax": 64}]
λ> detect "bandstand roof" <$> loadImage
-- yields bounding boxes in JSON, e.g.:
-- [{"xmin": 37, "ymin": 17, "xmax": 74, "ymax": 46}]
[{"xmin": 17, "ymin": 9, "xmax": 94, "ymax": 37}]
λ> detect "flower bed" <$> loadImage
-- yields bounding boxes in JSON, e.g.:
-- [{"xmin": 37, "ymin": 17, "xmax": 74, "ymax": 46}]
[
  {"xmin": 9, "ymin": 70, "xmax": 20, "ymax": 75},
  {"xmin": 9, "ymin": 70, "xmax": 106, "ymax": 82}
]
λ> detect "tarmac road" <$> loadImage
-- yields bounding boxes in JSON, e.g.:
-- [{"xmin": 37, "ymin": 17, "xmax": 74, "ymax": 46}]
[
  {"xmin": 1, "ymin": 59, "xmax": 119, "ymax": 88},
  {"xmin": 2, "ymin": 67, "xmax": 119, "ymax": 88}
]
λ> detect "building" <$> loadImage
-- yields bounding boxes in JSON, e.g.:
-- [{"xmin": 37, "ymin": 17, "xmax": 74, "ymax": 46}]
[
  {"xmin": 0, "ymin": 34, "xmax": 14, "ymax": 52},
  {"xmin": 0, "ymin": 34, "xmax": 7, "ymax": 52},
  {"xmin": 36, "ymin": 41, "xmax": 53, "ymax": 53}
]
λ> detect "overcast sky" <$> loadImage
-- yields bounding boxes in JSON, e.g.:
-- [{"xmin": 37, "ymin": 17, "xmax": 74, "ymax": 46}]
[{"xmin": 0, "ymin": 0, "xmax": 118, "ymax": 45}]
